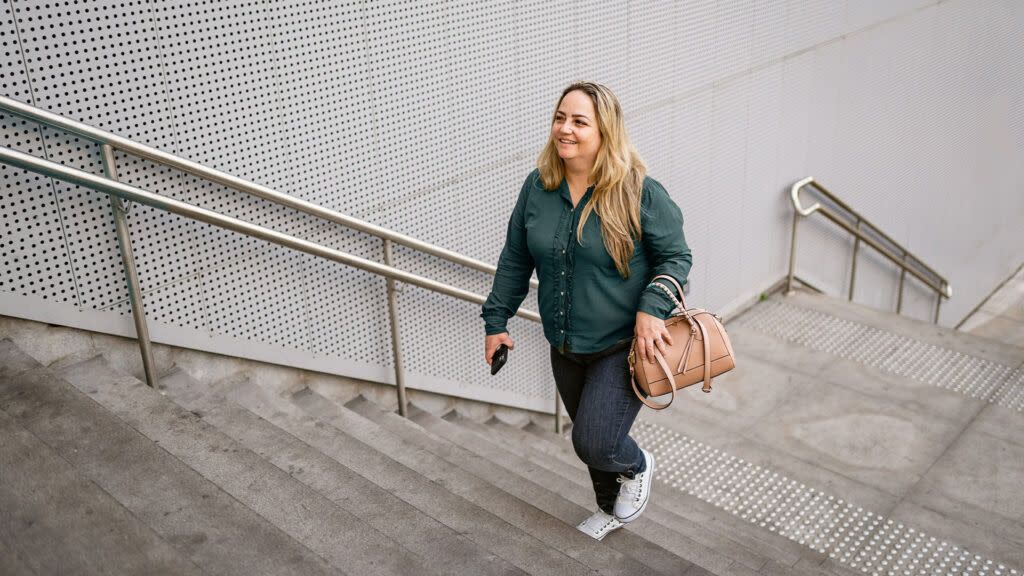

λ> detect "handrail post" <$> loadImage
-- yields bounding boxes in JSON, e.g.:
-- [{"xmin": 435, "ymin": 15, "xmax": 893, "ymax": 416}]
[
  {"xmin": 100, "ymin": 144, "xmax": 159, "ymax": 389},
  {"xmin": 382, "ymin": 238, "xmax": 409, "ymax": 417},
  {"xmin": 554, "ymin": 393, "xmax": 563, "ymax": 434},
  {"xmin": 848, "ymin": 219, "xmax": 861, "ymax": 301},
  {"xmin": 933, "ymin": 291, "xmax": 942, "ymax": 324},
  {"xmin": 786, "ymin": 211, "xmax": 800, "ymax": 295},
  {"xmin": 896, "ymin": 252, "xmax": 907, "ymax": 314}
]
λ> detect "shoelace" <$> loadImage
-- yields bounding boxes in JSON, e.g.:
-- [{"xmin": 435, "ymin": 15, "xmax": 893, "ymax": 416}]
[
  {"xmin": 617, "ymin": 475, "xmax": 643, "ymax": 501},
  {"xmin": 581, "ymin": 514, "xmax": 618, "ymax": 533}
]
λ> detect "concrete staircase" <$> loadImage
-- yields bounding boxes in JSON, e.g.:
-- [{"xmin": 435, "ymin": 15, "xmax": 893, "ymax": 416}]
[{"xmin": 1, "ymin": 287, "xmax": 1021, "ymax": 575}]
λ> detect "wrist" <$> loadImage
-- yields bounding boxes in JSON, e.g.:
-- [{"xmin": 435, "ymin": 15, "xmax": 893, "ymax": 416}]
[{"xmin": 484, "ymin": 324, "xmax": 508, "ymax": 336}]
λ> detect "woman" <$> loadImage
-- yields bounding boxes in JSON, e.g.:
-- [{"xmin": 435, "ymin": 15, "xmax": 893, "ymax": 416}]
[{"xmin": 480, "ymin": 81, "xmax": 692, "ymax": 540}]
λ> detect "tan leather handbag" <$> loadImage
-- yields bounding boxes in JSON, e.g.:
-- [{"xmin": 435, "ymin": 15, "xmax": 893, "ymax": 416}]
[{"xmin": 628, "ymin": 275, "xmax": 736, "ymax": 410}]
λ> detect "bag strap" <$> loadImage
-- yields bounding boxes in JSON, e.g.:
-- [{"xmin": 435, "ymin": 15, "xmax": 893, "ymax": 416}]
[
  {"xmin": 699, "ymin": 315, "xmax": 712, "ymax": 393},
  {"xmin": 651, "ymin": 274, "xmax": 687, "ymax": 310},
  {"xmin": 648, "ymin": 282, "xmax": 682, "ymax": 312},
  {"xmin": 631, "ymin": 350, "xmax": 677, "ymax": 410}
]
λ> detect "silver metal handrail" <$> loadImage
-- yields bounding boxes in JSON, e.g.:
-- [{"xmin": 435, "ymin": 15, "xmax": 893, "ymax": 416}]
[
  {"xmin": 786, "ymin": 176, "xmax": 952, "ymax": 323},
  {"xmin": 0, "ymin": 95, "xmax": 538, "ymax": 291},
  {"xmin": 0, "ymin": 94, "xmax": 563, "ymax": 433},
  {"xmin": 0, "ymin": 145, "xmax": 555, "ymax": 424},
  {"xmin": 0, "ymin": 146, "xmax": 538, "ymax": 316}
]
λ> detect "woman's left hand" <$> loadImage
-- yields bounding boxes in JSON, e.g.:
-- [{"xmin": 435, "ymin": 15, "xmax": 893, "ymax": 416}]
[{"xmin": 635, "ymin": 311, "xmax": 673, "ymax": 364}]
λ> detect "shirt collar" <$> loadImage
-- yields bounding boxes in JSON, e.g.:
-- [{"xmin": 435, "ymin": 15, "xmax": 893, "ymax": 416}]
[{"xmin": 558, "ymin": 177, "xmax": 595, "ymax": 205}]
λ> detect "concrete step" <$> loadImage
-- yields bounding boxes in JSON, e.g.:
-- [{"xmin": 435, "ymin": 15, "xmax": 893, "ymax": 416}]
[
  {"xmin": 0, "ymin": 341, "xmax": 340, "ymax": 576},
  {"xmin": 53, "ymin": 355, "xmax": 438, "ymax": 576},
  {"xmin": 0, "ymin": 402, "xmax": 203, "ymax": 576},
  {"xmin": 523, "ymin": 419, "xmax": 576, "ymax": 447},
  {"xmin": 725, "ymin": 324, "xmax": 993, "ymax": 427},
  {"xmin": 764, "ymin": 289, "xmax": 1024, "ymax": 367},
  {"xmin": 426, "ymin": 412, "xmax": 757, "ymax": 576},
  {"xmin": 0, "ymin": 540, "xmax": 37, "ymax": 576},
  {"xmin": 281, "ymin": 382, "xmax": 666, "ymax": 576},
  {"xmin": 441, "ymin": 414, "xmax": 868, "ymax": 576},
  {"xmin": 156, "ymin": 367, "xmax": 527, "ymax": 576},
  {"xmin": 484, "ymin": 415, "xmax": 583, "ymax": 464},
  {"xmin": 468, "ymin": 414, "xmax": 587, "ymax": 476},
  {"xmin": 219, "ymin": 375, "xmax": 599, "ymax": 576},
  {"xmin": 450, "ymin": 409, "xmax": 863, "ymax": 576},
  {"xmin": 342, "ymin": 396, "xmax": 715, "ymax": 576},
  {"xmin": 426, "ymin": 407, "xmax": 774, "ymax": 574},
  {"xmin": 494, "ymin": 411, "xmax": 867, "ymax": 576}
]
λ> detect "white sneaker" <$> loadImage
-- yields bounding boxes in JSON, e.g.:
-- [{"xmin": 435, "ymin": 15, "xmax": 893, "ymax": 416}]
[
  {"xmin": 613, "ymin": 448, "xmax": 654, "ymax": 523},
  {"xmin": 576, "ymin": 510, "xmax": 623, "ymax": 541}
]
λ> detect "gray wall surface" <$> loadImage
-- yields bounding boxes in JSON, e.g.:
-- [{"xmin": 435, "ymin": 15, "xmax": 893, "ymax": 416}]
[{"xmin": 1, "ymin": 0, "xmax": 1020, "ymax": 412}]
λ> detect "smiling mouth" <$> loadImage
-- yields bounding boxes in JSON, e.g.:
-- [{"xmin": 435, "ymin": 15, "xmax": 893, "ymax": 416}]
[{"xmin": 558, "ymin": 138, "xmax": 577, "ymax": 144}]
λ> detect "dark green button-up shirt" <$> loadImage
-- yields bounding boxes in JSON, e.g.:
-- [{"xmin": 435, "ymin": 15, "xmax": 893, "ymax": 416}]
[{"xmin": 481, "ymin": 169, "xmax": 692, "ymax": 354}]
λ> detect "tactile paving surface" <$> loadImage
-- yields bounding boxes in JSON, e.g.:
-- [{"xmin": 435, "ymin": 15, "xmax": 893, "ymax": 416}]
[
  {"xmin": 634, "ymin": 420, "xmax": 1021, "ymax": 576},
  {"xmin": 737, "ymin": 300, "xmax": 1023, "ymax": 412}
]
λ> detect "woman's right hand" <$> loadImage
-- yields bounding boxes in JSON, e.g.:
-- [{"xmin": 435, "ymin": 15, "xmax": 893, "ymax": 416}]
[{"xmin": 484, "ymin": 333, "xmax": 515, "ymax": 366}]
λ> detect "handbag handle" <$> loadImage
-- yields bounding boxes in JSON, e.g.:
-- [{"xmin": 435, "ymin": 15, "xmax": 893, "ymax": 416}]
[
  {"xmin": 631, "ymin": 350, "xmax": 677, "ymax": 410},
  {"xmin": 648, "ymin": 283, "xmax": 693, "ymax": 329},
  {"xmin": 651, "ymin": 274, "xmax": 687, "ymax": 310}
]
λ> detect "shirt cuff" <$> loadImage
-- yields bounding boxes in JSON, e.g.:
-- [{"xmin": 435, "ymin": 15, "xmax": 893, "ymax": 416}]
[
  {"xmin": 637, "ymin": 286, "xmax": 677, "ymax": 319},
  {"xmin": 483, "ymin": 320, "xmax": 509, "ymax": 335}
]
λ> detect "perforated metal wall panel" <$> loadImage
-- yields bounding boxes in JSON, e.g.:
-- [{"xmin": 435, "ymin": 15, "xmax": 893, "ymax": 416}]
[{"xmin": 0, "ymin": 0, "xmax": 1020, "ymax": 412}]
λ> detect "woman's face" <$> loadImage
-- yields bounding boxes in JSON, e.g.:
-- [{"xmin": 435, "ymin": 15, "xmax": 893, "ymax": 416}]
[{"xmin": 551, "ymin": 90, "xmax": 601, "ymax": 167}]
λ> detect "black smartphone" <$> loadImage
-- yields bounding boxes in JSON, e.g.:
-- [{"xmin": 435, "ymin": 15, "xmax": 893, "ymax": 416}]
[{"xmin": 490, "ymin": 344, "xmax": 508, "ymax": 375}]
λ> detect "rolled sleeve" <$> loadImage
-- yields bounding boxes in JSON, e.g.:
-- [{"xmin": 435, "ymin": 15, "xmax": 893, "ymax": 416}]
[
  {"xmin": 637, "ymin": 179, "xmax": 693, "ymax": 319},
  {"xmin": 481, "ymin": 174, "xmax": 536, "ymax": 334}
]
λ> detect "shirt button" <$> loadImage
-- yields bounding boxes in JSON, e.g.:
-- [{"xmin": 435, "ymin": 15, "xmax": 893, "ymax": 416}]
[{"xmin": 561, "ymin": 271, "xmax": 565, "ymax": 275}]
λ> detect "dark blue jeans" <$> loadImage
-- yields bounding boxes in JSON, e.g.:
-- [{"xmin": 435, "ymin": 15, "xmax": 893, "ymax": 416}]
[{"xmin": 550, "ymin": 340, "xmax": 647, "ymax": 515}]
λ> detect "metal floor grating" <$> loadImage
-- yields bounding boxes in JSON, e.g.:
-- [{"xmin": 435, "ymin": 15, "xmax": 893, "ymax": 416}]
[
  {"xmin": 633, "ymin": 420, "xmax": 1020, "ymax": 576},
  {"xmin": 736, "ymin": 300, "xmax": 1023, "ymax": 412}
]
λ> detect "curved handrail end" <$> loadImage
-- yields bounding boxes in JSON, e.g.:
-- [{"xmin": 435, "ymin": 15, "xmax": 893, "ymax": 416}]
[{"xmin": 790, "ymin": 176, "xmax": 820, "ymax": 217}]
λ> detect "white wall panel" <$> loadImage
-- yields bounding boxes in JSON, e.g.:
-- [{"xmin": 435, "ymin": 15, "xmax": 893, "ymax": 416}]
[
  {"xmin": 671, "ymin": 1, "xmax": 718, "ymax": 97},
  {"xmin": 785, "ymin": 0, "xmax": 846, "ymax": 54},
  {"xmin": 628, "ymin": 1, "xmax": 685, "ymax": 105},
  {"xmin": 264, "ymin": 2, "xmax": 378, "ymax": 217},
  {"xmin": 750, "ymin": 0, "xmax": 789, "ymax": 69},
  {"xmin": 0, "ymin": 0, "xmax": 1020, "ymax": 412},
  {"xmin": 712, "ymin": 0, "xmax": 756, "ymax": 82},
  {"xmin": 447, "ymin": 1, "xmax": 519, "ymax": 171},
  {"xmin": 513, "ymin": 2, "xmax": 571, "ymax": 160},
  {"xmin": 704, "ymin": 76, "xmax": 750, "ymax": 311},
  {"xmin": 741, "ymin": 64, "xmax": 786, "ymax": 296},
  {"xmin": 362, "ymin": 1, "xmax": 457, "ymax": 211},
  {"xmin": 574, "ymin": 0, "xmax": 630, "ymax": 106},
  {"xmin": 797, "ymin": 39, "xmax": 857, "ymax": 297},
  {"xmin": 0, "ymin": 5, "xmax": 78, "ymax": 308},
  {"xmin": 14, "ymin": 0, "xmax": 182, "ymax": 320},
  {"xmin": 631, "ymin": 87, "xmax": 715, "ymax": 306}
]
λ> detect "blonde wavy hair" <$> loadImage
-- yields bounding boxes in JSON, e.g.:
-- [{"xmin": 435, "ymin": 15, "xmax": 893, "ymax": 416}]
[{"xmin": 536, "ymin": 81, "xmax": 647, "ymax": 279}]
